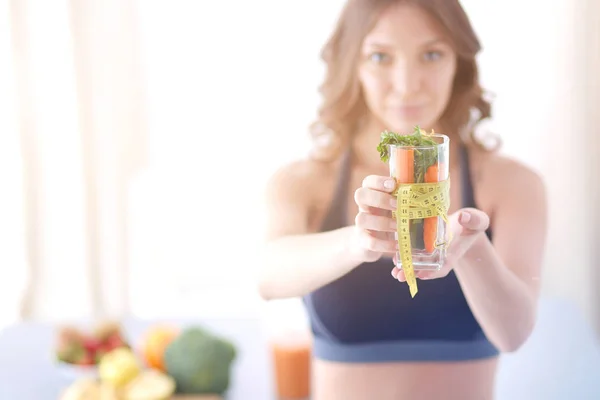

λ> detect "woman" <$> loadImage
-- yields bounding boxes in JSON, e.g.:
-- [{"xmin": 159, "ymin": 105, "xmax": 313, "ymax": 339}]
[{"xmin": 260, "ymin": 0, "xmax": 548, "ymax": 399}]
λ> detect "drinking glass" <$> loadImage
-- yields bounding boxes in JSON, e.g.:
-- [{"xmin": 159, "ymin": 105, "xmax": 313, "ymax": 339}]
[{"xmin": 388, "ymin": 133, "xmax": 450, "ymax": 271}]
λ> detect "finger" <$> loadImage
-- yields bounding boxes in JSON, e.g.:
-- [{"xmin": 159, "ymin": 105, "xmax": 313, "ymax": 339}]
[
  {"xmin": 417, "ymin": 271, "xmax": 434, "ymax": 280},
  {"xmin": 355, "ymin": 212, "xmax": 397, "ymax": 233},
  {"xmin": 419, "ymin": 264, "xmax": 452, "ymax": 280},
  {"xmin": 458, "ymin": 208, "xmax": 490, "ymax": 233},
  {"xmin": 357, "ymin": 205, "xmax": 393, "ymax": 220},
  {"xmin": 354, "ymin": 187, "xmax": 397, "ymax": 212},
  {"xmin": 381, "ymin": 230, "xmax": 396, "ymax": 241},
  {"xmin": 362, "ymin": 175, "xmax": 397, "ymax": 193},
  {"xmin": 358, "ymin": 230, "xmax": 397, "ymax": 253},
  {"xmin": 437, "ymin": 266, "xmax": 452, "ymax": 278},
  {"xmin": 392, "ymin": 267, "xmax": 406, "ymax": 282},
  {"xmin": 397, "ymin": 269, "xmax": 406, "ymax": 282}
]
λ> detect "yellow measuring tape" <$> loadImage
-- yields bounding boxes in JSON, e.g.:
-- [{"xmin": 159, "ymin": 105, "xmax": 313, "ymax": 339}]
[{"xmin": 392, "ymin": 179, "xmax": 451, "ymax": 298}]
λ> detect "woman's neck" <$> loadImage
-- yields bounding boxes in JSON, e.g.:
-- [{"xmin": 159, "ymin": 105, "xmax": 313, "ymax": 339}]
[{"xmin": 351, "ymin": 118, "xmax": 386, "ymax": 170}]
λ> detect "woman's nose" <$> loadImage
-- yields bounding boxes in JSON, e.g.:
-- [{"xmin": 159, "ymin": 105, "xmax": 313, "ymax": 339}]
[{"xmin": 392, "ymin": 61, "xmax": 422, "ymax": 97}]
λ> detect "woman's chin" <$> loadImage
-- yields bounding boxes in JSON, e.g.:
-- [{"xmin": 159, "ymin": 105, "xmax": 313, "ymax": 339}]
[
  {"xmin": 382, "ymin": 116, "xmax": 435, "ymax": 133},
  {"xmin": 386, "ymin": 121, "xmax": 428, "ymax": 133}
]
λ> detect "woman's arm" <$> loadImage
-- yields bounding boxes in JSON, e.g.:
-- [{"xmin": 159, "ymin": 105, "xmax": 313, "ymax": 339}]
[
  {"xmin": 453, "ymin": 162, "xmax": 548, "ymax": 352},
  {"xmin": 258, "ymin": 162, "xmax": 398, "ymax": 300},
  {"xmin": 259, "ymin": 226, "xmax": 364, "ymax": 300},
  {"xmin": 257, "ymin": 160, "xmax": 361, "ymax": 300}
]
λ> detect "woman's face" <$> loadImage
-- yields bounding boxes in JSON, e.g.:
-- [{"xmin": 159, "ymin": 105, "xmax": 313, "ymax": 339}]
[{"xmin": 358, "ymin": 3, "xmax": 458, "ymax": 133}]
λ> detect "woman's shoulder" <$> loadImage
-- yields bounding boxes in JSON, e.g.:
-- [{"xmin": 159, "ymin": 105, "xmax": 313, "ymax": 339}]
[
  {"xmin": 470, "ymin": 145, "xmax": 546, "ymax": 207},
  {"xmin": 474, "ymin": 147, "xmax": 544, "ymax": 184},
  {"xmin": 265, "ymin": 155, "xmax": 341, "ymax": 206}
]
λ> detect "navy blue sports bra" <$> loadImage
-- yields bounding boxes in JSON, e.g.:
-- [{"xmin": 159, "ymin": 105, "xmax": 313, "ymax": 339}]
[{"xmin": 302, "ymin": 144, "xmax": 499, "ymax": 362}]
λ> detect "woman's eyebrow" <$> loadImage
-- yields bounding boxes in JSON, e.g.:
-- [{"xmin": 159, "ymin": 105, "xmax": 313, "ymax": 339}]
[
  {"xmin": 419, "ymin": 38, "xmax": 447, "ymax": 48},
  {"xmin": 362, "ymin": 39, "xmax": 395, "ymax": 49},
  {"xmin": 363, "ymin": 37, "xmax": 448, "ymax": 50}
]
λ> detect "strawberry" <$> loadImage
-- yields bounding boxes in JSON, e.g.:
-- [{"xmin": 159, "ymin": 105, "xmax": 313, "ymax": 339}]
[
  {"xmin": 82, "ymin": 336, "xmax": 102, "ymax": 353},
  {"xmin": 105, "ymin": 333, "xmax": 126, "ymax": 350},
  {"xmin": 98, "ymin": 341, "xmax": 112, "ymax": 353}
]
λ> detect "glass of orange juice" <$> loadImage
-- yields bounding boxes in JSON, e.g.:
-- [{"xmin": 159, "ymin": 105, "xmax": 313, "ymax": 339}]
[
  {"xmin": 264, "ymin": 299, "xmax": 312, "ymax": 400},
  {"xmin": 270, "ymin": 330, "xmax": 312, "ymax": 400}
]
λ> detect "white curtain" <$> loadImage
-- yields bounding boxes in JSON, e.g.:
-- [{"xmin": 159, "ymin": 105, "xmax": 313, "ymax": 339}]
[
  {"xmin": 0, "ymin": 0, "xmax": 28, "ymax": 328},
  {"xmin": 572, "ymin": 0, "xmax": 600, "ymax": 334},
  {"xmin": 463, "ymin": 0, "xmax": 599, "ymax": 333},
  {"xmin": 1, "ymin": 0, "xmax": 598, "ymax": 334},
  {"xmin": 2, "ymin": 0, "xmax": 145, "ymax": 325},
  {"xmin": 528, "ymin": 0, "xmax": 600, "ymax": 334}
]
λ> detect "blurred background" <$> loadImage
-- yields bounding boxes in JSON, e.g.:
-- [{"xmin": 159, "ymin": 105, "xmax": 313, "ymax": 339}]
[
  {"xmin": 2, "ymin": 0, "xmax": 599, "ymax": 332},
  {"xmin": 0, "ymin": 0, "xmax": 599, "ymax": 396}
]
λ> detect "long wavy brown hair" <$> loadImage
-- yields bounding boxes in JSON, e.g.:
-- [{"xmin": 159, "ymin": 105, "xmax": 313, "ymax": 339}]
[{"xmin": 309, "ymin": 0, "xmax": 496, "ymax": 161}]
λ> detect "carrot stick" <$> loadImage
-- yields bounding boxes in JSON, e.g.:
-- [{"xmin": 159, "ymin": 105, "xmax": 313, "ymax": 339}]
[
  {"xmin": 395, "ymin": 148, "xmax": 414, "ymax": 184},
  {"xmin": 423, "ymin": 162, "xmax": 443, "ymax": 253}
]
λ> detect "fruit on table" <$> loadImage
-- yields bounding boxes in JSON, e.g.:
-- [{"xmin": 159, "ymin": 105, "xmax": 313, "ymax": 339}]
[
  {"xmin": 59, "ymin": 378, "xmax": 101, "ymax": 400},
  {"xmin": 164, "ymin": 326, "xmax": 237, "ymax": 394},
  {"xmin": 59, "ymin": 378, "xmax": 120, "ymax": 400},
  {"xmin": 140, "ymin": 325, "xmax": 179, "ymax": 371},
  {"xmin": 98, "ymin": 347, "xmax": 141, "ymax": 387},
  {"xmin": 94, "ymin": 321, "xmax": 122, "ymax": 341},
  {"xmin": 57, "ymin": 342, "xmax": 94, "ymax": 366},
  {"xmin": 56, "ymin": 327, "xmax": 93, "ymax": 366},
  {"xmin": 122, "ymin": 369, "xmax": 176, "ymax": 400},
  {"xmin": 55, "ymin": 321, "xmax": 131, "ymax": 366}
]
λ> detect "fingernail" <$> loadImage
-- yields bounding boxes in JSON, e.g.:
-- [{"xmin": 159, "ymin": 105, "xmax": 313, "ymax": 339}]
[
  {"xmin": 384, "ymin": 179, "xmax": 395, "ymax": 189},
  {"xmin": 460, "ymin": 211, "xmax": 471, "ymax": 224}
]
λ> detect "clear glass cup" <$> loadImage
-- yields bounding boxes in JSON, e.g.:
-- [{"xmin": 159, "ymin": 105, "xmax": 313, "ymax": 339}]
[{"xmin": 388, "ymin": 133, "xmax": 450, "ymax": 271}]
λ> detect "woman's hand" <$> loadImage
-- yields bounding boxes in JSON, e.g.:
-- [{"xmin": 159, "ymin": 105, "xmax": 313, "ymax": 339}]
[
  {"xmin": 391, "ymin": 207, "xmax": 491, "ymax": 282},
  {"xmin": 348, "ymin": 175, "xmax": 399, "ymax": 263}
]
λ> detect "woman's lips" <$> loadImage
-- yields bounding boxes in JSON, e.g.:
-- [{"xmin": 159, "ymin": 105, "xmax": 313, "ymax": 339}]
[{"xmin": 388, "ymin": 105, "xmax": 424, "ymax": 118}]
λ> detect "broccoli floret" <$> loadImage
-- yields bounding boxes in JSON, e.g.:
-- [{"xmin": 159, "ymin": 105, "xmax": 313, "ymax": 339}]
[{"xmin": 163, "ymin": 327, "xmax": 237, "ymax": 395}]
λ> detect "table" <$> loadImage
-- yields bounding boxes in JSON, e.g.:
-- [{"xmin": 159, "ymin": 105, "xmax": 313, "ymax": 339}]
[
  {"xmin": 0, "ymin": 317, "xmax": 276, "ymax": 400},
  {"xmin": 1, "ymin": 298, "xmax": 600, "ymax": 399}
]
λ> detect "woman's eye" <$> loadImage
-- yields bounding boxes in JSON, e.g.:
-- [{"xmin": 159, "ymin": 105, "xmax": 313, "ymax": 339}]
[
  {"xmin": 368, "ymin": 52, "xmax": 391, "ymax": 64},
  {"xmin": 423, "ymin": 50, "xmax": 443, "ymax": 62}
]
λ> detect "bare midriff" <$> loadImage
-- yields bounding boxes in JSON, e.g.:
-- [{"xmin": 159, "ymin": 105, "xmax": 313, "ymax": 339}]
[{"xmin": 312, "ymin": 356, "xmax": 499, "ymax": 400}]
